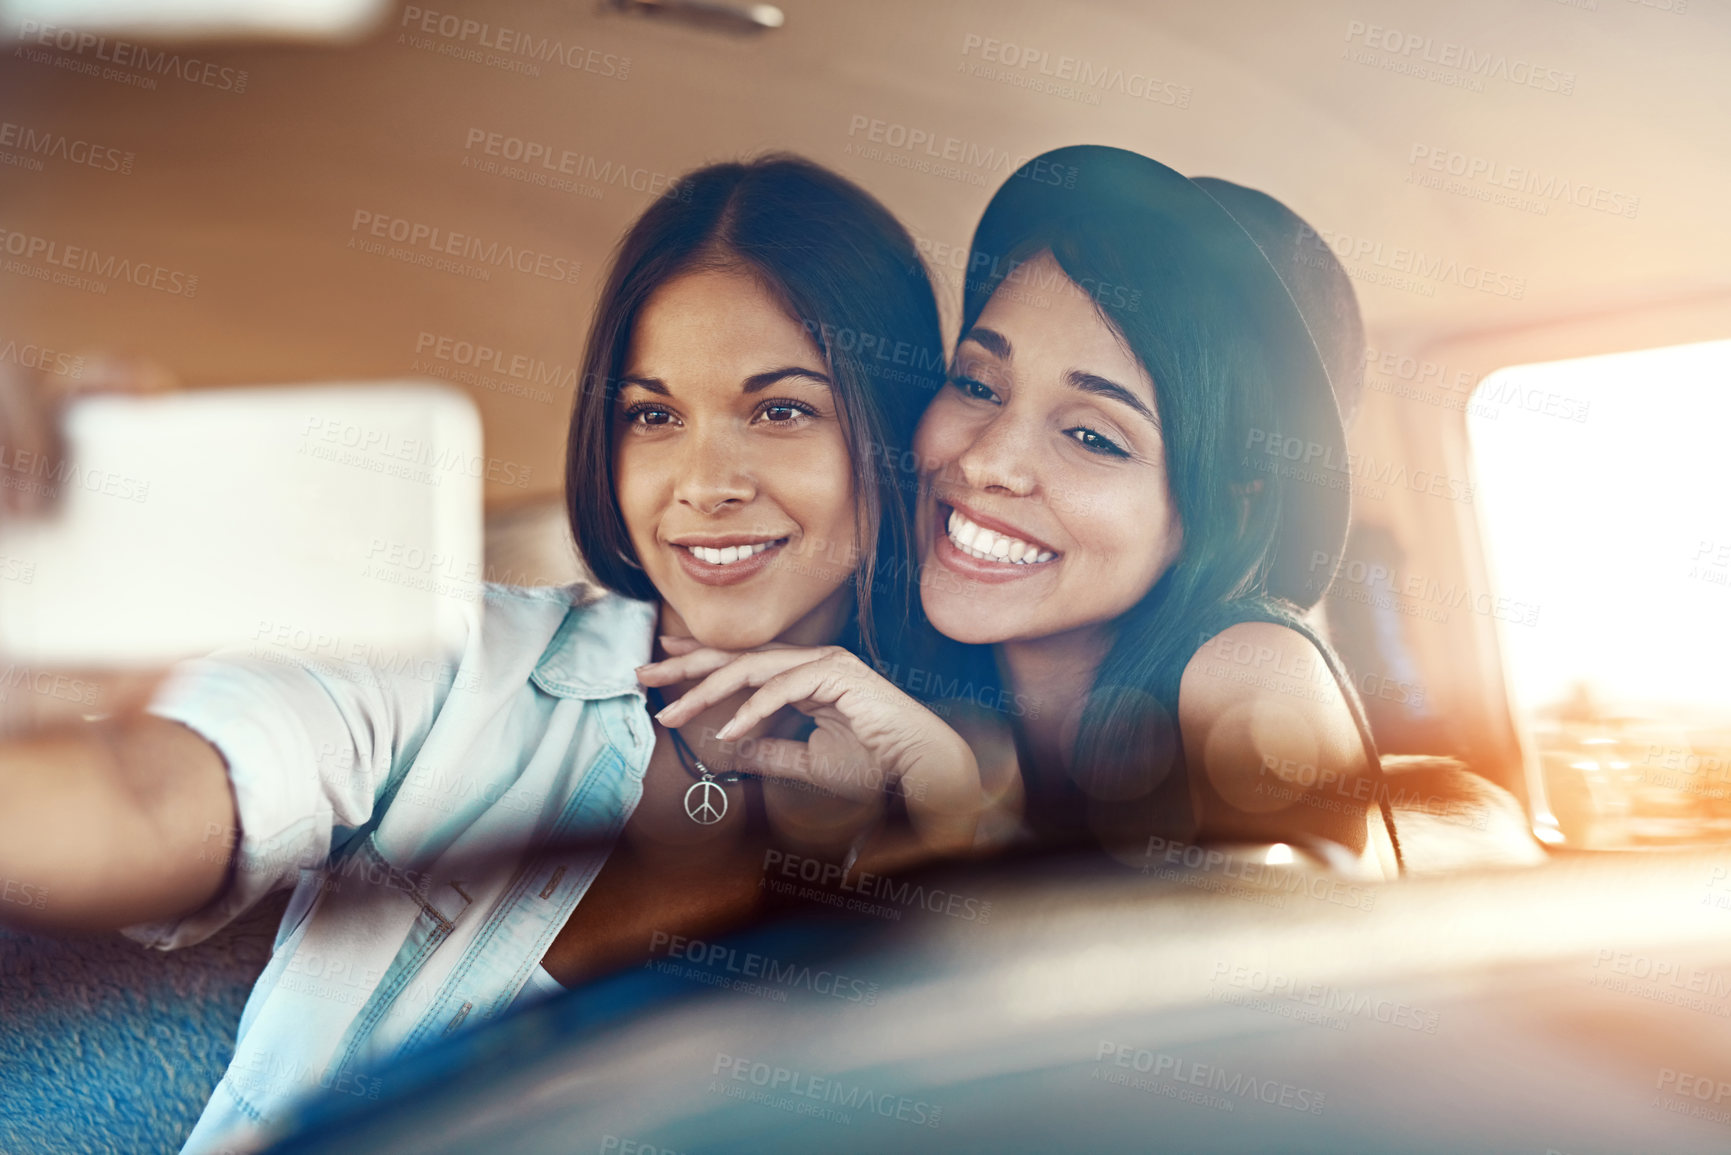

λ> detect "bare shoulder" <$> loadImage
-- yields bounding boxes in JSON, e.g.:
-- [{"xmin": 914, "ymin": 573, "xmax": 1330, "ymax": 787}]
[
  {"xmin": 1178, "ymin": 621, "xmax": 1396, "ymax": 875},
  {"xmin": 1178, "ymin": 620, "xmax": 1368, "ymax": 781}
]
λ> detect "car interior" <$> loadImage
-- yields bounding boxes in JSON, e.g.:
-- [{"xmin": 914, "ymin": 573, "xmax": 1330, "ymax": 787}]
[{"xmin": 1, "ymin": 1, "xmax": 1727, "ymax": 1152}]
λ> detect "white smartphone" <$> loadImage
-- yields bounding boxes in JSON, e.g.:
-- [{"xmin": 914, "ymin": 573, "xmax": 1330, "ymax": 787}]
[{"xmin": 0, "ymin": 382, "xmax": 484, "ymax": 669}]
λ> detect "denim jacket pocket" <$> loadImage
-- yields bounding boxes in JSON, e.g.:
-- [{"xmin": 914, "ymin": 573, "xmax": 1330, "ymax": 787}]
[
  {"xmin": 318, "ymin": 831, "xmax": 474, "ymax": 1087},
  {"xmin": 219, "ymin": 831, "xmax": 473, "ymax": 1129}
]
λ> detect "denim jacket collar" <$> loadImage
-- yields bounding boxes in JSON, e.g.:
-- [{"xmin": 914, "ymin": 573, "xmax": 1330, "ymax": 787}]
[{"xmin": 529, "ymin": 583, "xmax": 657, "ymax": 701}]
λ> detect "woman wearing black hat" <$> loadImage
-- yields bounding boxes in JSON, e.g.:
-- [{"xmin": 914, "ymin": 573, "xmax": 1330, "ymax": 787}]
[{"xmin": 649, "ymin": 146, "xmax": 1401, "ymax": 877}]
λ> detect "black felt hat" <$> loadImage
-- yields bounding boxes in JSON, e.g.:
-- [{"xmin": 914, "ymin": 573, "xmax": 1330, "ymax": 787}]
[
  {"xmin": 965, "ymin": 146, "xmax": 1353, "ymax": 608},
  {"xmin": 1190, "ymin": 176, "xmax": 1366, "ymax": 430}
]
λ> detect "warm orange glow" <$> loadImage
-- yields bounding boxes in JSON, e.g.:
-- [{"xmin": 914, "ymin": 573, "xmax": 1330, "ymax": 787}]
[
  {"xmin": 1470, "ymin": 339, "xmax": 1731, "ymax": 720},
  {"xmin": 1472, "ymin": 339, "xmax": 1731, "ymax": 847}
]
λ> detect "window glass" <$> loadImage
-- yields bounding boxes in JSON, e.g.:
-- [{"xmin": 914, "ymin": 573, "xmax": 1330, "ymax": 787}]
[{"xmin": 1470, "ymin": 339, "xmax": 1731, "ymax": 849}]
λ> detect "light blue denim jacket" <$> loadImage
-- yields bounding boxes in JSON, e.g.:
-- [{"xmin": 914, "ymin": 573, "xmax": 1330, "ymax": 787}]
[{"xmin": 125, "ymin": 582, "xmax": 658, "ymax": 1154}]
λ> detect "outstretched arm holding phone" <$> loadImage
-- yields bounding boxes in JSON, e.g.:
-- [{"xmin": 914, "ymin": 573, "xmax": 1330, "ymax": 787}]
[
  {"xmin": 0, "ymin": 359, "xmax": 241, "ymax": 933},
  {"xmin": 0, "ymin": 709, "xmax": 237, "ymax": 932}
]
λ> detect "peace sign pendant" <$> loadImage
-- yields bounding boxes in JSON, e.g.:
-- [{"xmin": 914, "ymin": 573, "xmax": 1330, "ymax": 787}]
[{"xmin": 684, "ymin": 776, "xmax": 728, "ymax": 825}]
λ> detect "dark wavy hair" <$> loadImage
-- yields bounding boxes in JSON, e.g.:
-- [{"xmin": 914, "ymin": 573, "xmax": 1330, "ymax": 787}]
[
  {"xmin": 564, "ymin": 154, "xmax": 946, "ymax": 664},
  {"xmin": 955, "ymin": 172, "xmax": 1376, "ymax": 846}
]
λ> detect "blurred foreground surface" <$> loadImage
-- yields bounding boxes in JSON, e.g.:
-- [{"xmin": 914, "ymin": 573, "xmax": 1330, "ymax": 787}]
[{"xmin": 268, "ymin": 846, "xmax": 1731, "ymax": 1155}]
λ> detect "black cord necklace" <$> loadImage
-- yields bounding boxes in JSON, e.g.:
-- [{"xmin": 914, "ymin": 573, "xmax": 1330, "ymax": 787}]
[{"xmin": 646, "ymin": 687, "xmax": 751, "ymax": 825}]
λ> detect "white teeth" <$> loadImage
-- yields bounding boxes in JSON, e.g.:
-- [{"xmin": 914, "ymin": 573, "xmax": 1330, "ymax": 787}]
[
  {"xmin": 687, "ymin": 540, "xmax": 780, "ymax": 566},
  {"xmin": 949, "ymin": 510, "xmax": 978, "ymax": 549},
  {"xmin": 943, "ymin": 508, "xmax": 1056, "ymax": 565}
]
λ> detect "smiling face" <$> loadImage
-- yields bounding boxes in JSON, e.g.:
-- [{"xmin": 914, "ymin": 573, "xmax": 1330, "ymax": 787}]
[
  {"xmin": 613, "ymin": 265, "xmax": 859, "ymax": 650},
  {"xmin": 914, "ymin": 250, "xmax": 1183, "ymax": 648}
]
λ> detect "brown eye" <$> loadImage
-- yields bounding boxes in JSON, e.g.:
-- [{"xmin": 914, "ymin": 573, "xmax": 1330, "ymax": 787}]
[
  {"xmin": 949, "ymin": 375, "xmax": 1000, "ymax": 403},
  {"xmin": 753, "ymin": 398, "xmax": 818, "ymax": 426},
  {"xmin": 622, "ymin": 403, "xmax": 676, "ymax": 427},
  {"xmin": 1065, "ymin": 426, "xmax": 1130, "ymax": 458}
]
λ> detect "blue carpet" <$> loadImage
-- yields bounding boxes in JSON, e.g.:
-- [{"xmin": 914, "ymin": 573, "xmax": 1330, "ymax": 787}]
[{"xmin": 0, "ymin": 895, "xmax": 285, "ymax": 1155}]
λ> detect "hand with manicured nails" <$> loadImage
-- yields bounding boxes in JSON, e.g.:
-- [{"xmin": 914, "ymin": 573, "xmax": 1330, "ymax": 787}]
[{"xmin": 639, "ymin": 637, "xmax": 988, "ymax": 857}]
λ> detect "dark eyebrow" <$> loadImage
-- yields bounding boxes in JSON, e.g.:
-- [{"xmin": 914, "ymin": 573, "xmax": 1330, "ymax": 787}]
[
  {"xmin": 959, "ymin": 325, "xmax": 1158, "ymax": 429},
  {"xmin": 742, "ymin": 366, "xmax": 831, "ymax": 393},
  {"xmin": 616, "ymin": 368, "xmax": 830, "ymax": 398},
  {"xmin": 959, "ymin": 326, "xmax": 1012, "ymax": 360},
  {"xmin": 1068, "ymin": 371, "xmax": 1160, "ymax": 429}
]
